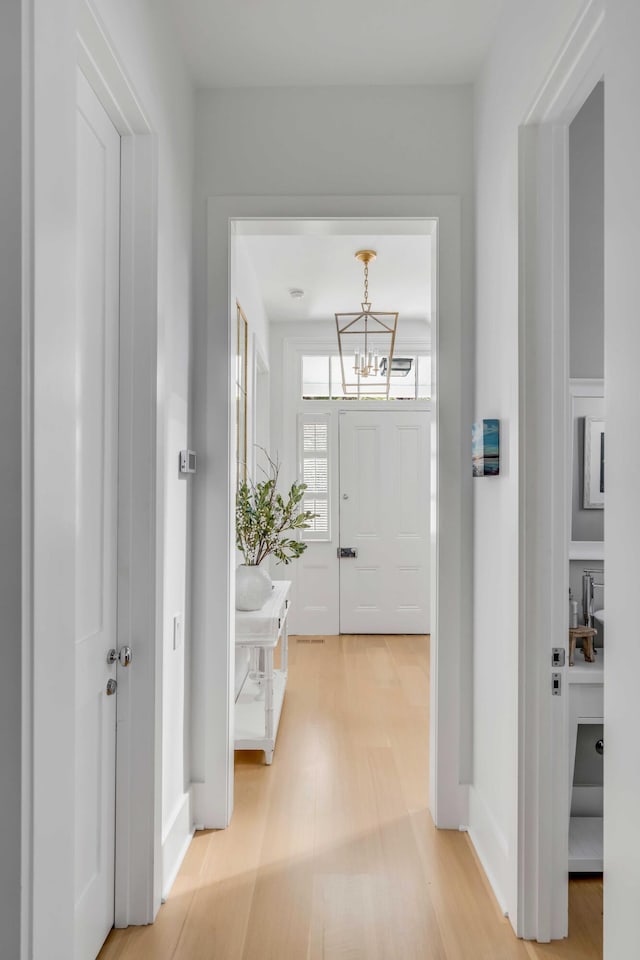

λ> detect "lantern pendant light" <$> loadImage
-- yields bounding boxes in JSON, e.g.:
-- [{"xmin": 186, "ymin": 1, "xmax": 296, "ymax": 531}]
[{"xmin": 335, "ymin": 250, "xmax": 399, "ymax": 398}]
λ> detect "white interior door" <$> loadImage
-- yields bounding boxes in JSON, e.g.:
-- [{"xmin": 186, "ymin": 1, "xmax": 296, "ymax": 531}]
[
  {"xmin": 74, "ymin": 69, "xmax": 121, "ymax": 960},
  {"xmin": 339, "ymin": 410, "xmax": 430, "ymax": 634}
]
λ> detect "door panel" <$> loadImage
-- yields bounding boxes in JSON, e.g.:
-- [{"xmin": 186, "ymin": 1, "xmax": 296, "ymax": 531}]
[
  {"xmin": 74, "ymin": 69, "xmax": 121, "ymax": 960},
  {"xmin": 339, "ymin": 411, "xmax": 430, "ymax": 634}
]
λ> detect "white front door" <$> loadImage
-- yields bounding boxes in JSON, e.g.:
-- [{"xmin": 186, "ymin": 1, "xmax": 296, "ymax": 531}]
[
  {"xmin": 74, "ymin": 69, "xmax": 121, "ymax": 960},
  {"xmin": 339, "ymin": 411, "xmax": 430, "ymax": 634}
]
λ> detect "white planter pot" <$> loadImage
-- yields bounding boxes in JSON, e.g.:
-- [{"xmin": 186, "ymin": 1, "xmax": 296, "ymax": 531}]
[{"xmin": 235, "ymin": 563, "xmax": 273, "ymax": 611}]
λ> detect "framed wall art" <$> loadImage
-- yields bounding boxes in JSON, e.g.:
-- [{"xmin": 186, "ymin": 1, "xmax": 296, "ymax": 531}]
[
  {"xmin": 472, "ymin": 418, "xmax": 500, "ymax": 477},
  {"xmin": 583, "ymin": 416, "xmax": 604, "ymax": 509}
]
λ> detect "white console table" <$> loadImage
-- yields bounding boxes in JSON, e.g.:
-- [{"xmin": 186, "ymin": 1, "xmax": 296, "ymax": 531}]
[{"xmin": 235, "ymin": 580, "xmax": 291, "ymax": 764}]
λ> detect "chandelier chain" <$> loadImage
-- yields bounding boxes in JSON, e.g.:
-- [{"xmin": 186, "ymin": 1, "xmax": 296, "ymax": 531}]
[{"xmin": 363, "ymin": 261, "xmax": 369, "ymax": 304}]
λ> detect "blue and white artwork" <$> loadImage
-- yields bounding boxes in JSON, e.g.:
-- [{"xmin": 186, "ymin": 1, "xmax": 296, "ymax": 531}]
[{"xmin": 472, "ymin": 419, "xmax": 500, "ymax": 477}]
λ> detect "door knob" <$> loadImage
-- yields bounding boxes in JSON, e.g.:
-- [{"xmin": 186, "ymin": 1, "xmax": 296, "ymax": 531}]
[
  {"xmin": 107, "ymin": 646, "xmax": 133, "ymax": 667},
  {"xmin": 342, "ymin": 493, "xmax": 349, "ymax": 500},
  {"xmin": 106, "ymin": 678, "xmax": 117, "ymax": 696},
  {"xmin": 118, "ymin": 645, "xmax": 133, "ymax": 667}
]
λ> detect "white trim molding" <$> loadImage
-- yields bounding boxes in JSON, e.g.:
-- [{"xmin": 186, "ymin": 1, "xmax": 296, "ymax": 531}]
[{"xmin": 161, "ymin": 789, "xmax": 195, "ymax": 902}]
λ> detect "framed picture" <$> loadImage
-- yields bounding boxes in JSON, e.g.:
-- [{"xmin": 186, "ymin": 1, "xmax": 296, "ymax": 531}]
[
  {"xmin": 583, "ymin": 416, "xmax": 605, "ymax": 509},
  {"xmin": 472, "ymin": 418, "xmax": 500, "ymax": 477}
]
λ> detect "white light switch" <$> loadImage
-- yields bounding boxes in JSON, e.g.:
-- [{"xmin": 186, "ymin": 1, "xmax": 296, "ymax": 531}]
[{"xmin": 173, "ymin": 613, "xmax": 183, "ymax": 650}]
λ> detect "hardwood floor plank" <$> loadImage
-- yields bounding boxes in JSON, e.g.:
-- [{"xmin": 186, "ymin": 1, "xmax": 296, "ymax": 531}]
[{"xmin": 100, "ymin": 634, "xmax": 602, "ymax": 960}]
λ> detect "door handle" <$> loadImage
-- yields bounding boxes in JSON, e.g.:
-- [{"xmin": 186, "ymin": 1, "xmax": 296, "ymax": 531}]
[
  {"xmin": 106, "ymin": 678, "xmax": 117, "ymax": 696},
  {"xmin": 337, "ymin": 547, "xmax": 358, "ymax": 558},
  {"xmin": 107, "ymin": 646, "xmax": 133, "ymax": 667}
]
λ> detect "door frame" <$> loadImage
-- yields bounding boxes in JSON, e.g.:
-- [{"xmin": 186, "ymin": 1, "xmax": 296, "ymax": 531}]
[
  {"xmin": 517, "ymin": 0, "xmax": 604, "ymax": 940},
  {"xmin": 76, "ymin": 3, "xmax": 162, "ymax": 928},
  {"xmin": 26, "ymin": 3, "xmax": 161, "ymax": 952},
  {"xmin": 192, "ymin": 196, "xmax": 471, "ymax": 836}
]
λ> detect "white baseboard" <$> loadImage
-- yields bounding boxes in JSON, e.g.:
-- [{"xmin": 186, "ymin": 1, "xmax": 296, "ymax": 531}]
[
  {"xmin": 161, "ymin": 788, "xmax": 194, "ymax": 901},
  {"xmin": 467, "ymin": 786, "xmax": 510, "ymax": 919}
]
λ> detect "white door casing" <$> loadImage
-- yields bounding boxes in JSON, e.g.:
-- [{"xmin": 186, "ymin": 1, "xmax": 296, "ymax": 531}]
[
  {"xmin": 339, "ymin": 411, "xmax": 430, "ymax": 634},
  {"xmin": 197, "ymin": 197, "xmax": 467, "ymax": 838},
  {"xmin": 74, "ymin": 68, "xmax": 121, "ymax": 960},
  {"xmin": 517, "ymin": 0, "xmax": 604, "ymax": 941}
]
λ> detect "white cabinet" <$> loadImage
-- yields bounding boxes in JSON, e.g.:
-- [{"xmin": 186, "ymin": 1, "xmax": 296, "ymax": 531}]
[
  {"xmin": 235, "ymin": 580, "xmax": 291, "ymax": 764},
  {"xmin": 568, "ymin": 654, "xmax": 604, "ymax": 872}
]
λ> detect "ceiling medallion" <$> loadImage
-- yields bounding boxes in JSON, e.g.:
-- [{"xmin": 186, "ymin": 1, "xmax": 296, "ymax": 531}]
[{"xmin": 335, "ymin": 249, "xmax": 399, "ymax": 398}]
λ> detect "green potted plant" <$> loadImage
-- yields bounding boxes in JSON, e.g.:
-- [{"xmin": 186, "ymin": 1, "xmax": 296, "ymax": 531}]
[{"xmin": 235, "ymin": 455, "xmax": 316, "ymax": 611}]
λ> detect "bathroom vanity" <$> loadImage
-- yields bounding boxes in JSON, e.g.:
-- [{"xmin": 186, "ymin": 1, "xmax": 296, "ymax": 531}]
[{"xmin": 568, "ymin": 651, "xmax": 603, "ymax": 871}]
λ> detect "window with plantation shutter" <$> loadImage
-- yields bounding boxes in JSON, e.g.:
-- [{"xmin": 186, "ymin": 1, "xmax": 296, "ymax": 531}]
[{"xmin": 299, "ymin": 415, "xmax": 331, "ymax": 541}]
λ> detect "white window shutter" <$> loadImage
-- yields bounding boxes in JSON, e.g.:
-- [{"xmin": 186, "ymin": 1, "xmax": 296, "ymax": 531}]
[{"xmin": 298, "ymin": 414, "xmax": 331, "ymax": 541}]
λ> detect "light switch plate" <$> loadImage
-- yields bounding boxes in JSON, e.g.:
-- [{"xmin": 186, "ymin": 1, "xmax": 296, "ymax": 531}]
[{"xmin": 173, "ymin": 613, "xmax": 183, "ymax": 650}]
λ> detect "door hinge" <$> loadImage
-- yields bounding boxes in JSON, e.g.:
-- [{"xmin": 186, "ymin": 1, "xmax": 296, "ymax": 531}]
[
  {"xmin": 551, "ymin": 672, "xmax": 562, "ymax": 696},
  {"xmin": 552, "ymin": 647, "xmax": 566, "ymax": 667}
]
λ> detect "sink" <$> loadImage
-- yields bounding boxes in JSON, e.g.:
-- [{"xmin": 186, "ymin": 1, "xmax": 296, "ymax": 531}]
[{"xmin": 593, "ymin": 609, "xmax": 605, "ymax": 624}]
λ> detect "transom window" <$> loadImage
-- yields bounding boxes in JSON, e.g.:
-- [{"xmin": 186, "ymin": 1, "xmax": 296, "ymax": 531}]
[{"xmin": 301, "ymin": 354, "xmax": 431, "ymax": 400}]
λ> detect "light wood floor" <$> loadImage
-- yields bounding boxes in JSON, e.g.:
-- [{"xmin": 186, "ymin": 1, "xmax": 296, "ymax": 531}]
[{"xmin": 100, "ymin": 635, "xmax": 602, "ymax": 959}]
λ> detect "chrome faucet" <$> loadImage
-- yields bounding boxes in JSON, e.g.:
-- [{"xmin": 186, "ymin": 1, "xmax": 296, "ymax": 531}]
[{"xmin": 582, "ymin": 569, "xmax": 604, "ymax": 628}]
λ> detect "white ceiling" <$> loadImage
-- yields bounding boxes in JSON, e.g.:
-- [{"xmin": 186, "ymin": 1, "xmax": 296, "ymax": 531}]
[
  {"xmin": 170, "ymin": 0, "xmax": 506, "ymax": 88},
  {"xmin": 239, "ymin": 226, "xmax": 431, "ymax": 325}
]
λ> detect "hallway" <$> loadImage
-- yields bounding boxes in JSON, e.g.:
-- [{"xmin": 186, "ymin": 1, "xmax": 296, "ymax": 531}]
[{"xmin": 100, "ymin": 636, "xmax": 601, "ymax": 959}]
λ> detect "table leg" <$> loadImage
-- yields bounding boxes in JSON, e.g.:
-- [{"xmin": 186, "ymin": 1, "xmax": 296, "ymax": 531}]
[
  {"xmin": 264, "ymin": 647, "xmax": 274, "ymax": 743},
  {"xmin": 282, "ymin": 617, "xmax": 288, "ymax": 677}
]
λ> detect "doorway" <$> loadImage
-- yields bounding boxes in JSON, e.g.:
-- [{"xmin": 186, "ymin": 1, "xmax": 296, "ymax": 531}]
[{"xmin": 193, "ymin": 196, "xmax": 470, "ymax": 837}]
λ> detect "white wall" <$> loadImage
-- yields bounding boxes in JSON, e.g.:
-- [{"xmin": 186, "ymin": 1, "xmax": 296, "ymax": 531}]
[
  {"xmin": 472, "ymin": 0, "xmax": 584, "ymax": 923},
  {"xmin": 235, "ymin": 237, "xmax": 269, "ymax": 367},
  {"xmin": 234, "ymin": 235, "xmax": 270, "ymax": 482},
  {"xmin": 0, "ymin": 3, "xmax": 25, "ymax": 956},
  {"xmin": 570, "ymin": 81, "xmax": 604, "ymax": 379},
  {"xmin": 25, "ymin": 0, "xmax": 194, "ymax": 951},
  {"xmin": 196, "ymin": 85, "xmax": 473, "ymax": 200},
  {"xmin": 604, "ymin": 2, "xmax": 640, "ymax": 952}
]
